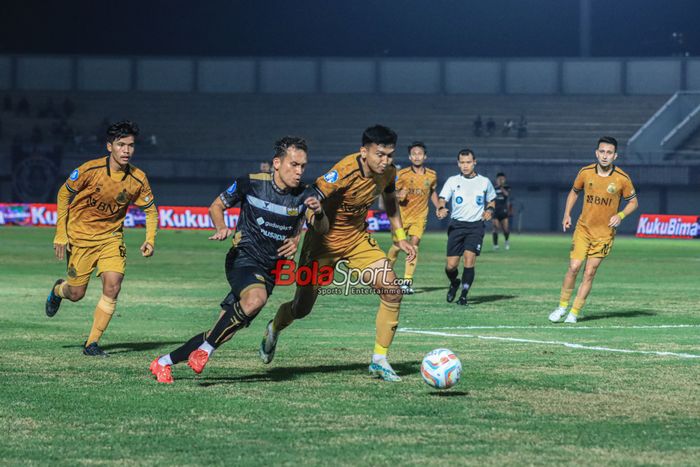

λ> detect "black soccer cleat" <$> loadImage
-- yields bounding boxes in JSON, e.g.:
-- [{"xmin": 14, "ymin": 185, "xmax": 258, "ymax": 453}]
[
  {"xmin": 456, "ymin": 294, "xmax": 469, "ymax": 306},
  {"xmin": 45, "ymin": 279, "xmax": 65, "ymax": 317},
  {"xmin": 446, "ymin": 280, "xmax": 460, "ymax": 303},
  {"xmin": 83, "ymin": 342, "xmax": 109, "ymax": 357}
]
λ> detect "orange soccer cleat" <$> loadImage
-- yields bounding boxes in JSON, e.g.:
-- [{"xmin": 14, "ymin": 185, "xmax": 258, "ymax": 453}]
[
  {"xmin": 187, "ymin": 349, "xmax": 209, "ymax": 374},
  {"xmin": 149, "ymin": 358, "xmax": 173, "ymax": 384}
]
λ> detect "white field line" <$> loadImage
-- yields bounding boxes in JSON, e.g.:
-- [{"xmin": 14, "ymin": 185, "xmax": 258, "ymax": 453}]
[
  {"xmin": 398, "ymin": 329, "xmax": 700, "ymax": 359},
  {"xmin": 402, "ymin": 324, "xmax": 700, "ymax": 331}
]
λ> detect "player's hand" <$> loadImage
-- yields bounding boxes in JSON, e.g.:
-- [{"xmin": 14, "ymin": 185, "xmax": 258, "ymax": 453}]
[
  {"xmin": 208, "ymin": 228, "xmax": 232, "ymax": 241},
  {"xmin": 483, "ymin": 210, "xmax": 493, "ymax": 221},
  {"xmin": 562, "ymin": 215, "xmax": 572, "ymax": 232},
  {"xmin": 398, "ymin": 239, "xmax": 416, "ymax": 262},
  {"xmin": 608, "ymin": 214, "xmax": 623, "ymax": 228},
  {"xmin": 277, "ymin": 236, "xmax": 300, "ymax": 259},
  {"xmin": 436, "ymin": 206, "xmax": 448, "ymax": 219},
  {"xmin": 53, "ymin": 242, "xmax": 67, "ymax": 260},
  {"xmin": 140, "ymin": 242, "xmax": 154, "ymax": 257},
  {"xmin": 396, "ymin": 189, "xmax": 408, "ymax": 202},
  {"xmin": 304, "ymin": 196, "xmax": 322, "ymax": 214}
]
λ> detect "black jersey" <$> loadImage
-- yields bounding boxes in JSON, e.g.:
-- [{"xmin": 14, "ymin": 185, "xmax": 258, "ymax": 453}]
[
  {"xmin": 219, "ymin": 172, "xmax": 319, "ymax": 269},
  {"xmin": 494, "ymin": 184, "xmax": 510, "ymax": 211}
]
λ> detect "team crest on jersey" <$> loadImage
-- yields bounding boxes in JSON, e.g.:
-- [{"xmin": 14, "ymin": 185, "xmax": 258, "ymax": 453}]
[
  {"xmin": 323, "ymin": 170, "xmax": 339, "ymax": 183},
  {"xmin": 115, "ymin": 189, "xmax": 130, "ymax": 205},
  {"xmin": 69, "ymin": 169, "xmax": 79, "ymax": 181},
  {"xmin": 226, "ymin": 181, "xmax": 237, "ymax": 194},
  {"xmin": 287, "ymin": 207, "xmax": 299, "ymax": 216},
  {"xmin": 607, "ymin": 182, "xmax": 617, "ymax": 194},
  {"xmin": 455, "ymin": 196, "xmax": 463, "ymax": 205}
]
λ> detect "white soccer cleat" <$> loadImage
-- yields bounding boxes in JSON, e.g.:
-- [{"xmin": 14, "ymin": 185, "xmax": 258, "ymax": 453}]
[
  {"xmin": 505, "ymin": 241, "xmax": 510, "ymax": 251},
  {"xmin": 564, "ymin": 312, "xmax": 578, "ymax": 324},
  {"xmin": 548, "ymin": 306, "xmax": 568, "ymax": 322},
  {"xmin": 259, "ymin": 320, "xmax": 278, "ymax": 364},
  {"xmin": 400, "ymin": 284, "xmax": 415, "ymax": 295},
  {"xmin": 493, "ymin": 245, "xmax": 500, "ymax": 251}
]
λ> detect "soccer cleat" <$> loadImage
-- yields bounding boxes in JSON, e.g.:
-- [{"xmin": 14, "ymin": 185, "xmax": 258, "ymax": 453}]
[
  {"xmin": 83, "ymin": 341, "xmax": 109, "ymax": 357},
  {"xmin": 456, "ymin": 294, "xmax": 469, "ymax": 306},
  {"xmin": 446, "ymin": 280, "xmax": 460, "ymax": 303},
  {"xmin": 368, "ymin": 359, "xmax": 401, "ymax": 382},
  {"xmin": 493, "ymin": 245, "xmax": 500, "ymax": 251},
  {"xmin": 259, "ymin": 320, "xmax": 278, "ymax": 364},
  {"xmin": 400, "ymin": 284, "xmax": 415, "ymax": 295},
  {"xmin": 548, "ymin": 306, "xmax": 568, "ymax": 322},
  {"xmin": 187, "ymin": 349, "xmax": 209, "ymax": 374},
  {"xmin": 564, "ymin": 312, "xmax": 578, "ymax": 324},
  {"xmin": 45, "ymin": 279, "xmax": 65, "ymax": 318},
  {"xmin": 149, "ymin": 358, "xmax": 174, "ymax": 384},
  {"xmin": 505, "ymin": 241, "xmax": 510, "ymax": 251}
]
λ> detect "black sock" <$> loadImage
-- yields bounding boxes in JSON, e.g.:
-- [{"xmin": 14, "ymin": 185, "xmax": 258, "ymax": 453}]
[
  {"xmin": 206, "ymin": 300, "xmax": 250, "ymax": 348},
  {"xmin": 504, "ymin": 231, "xmax": 510, "ymax": 241},
  {"xmin": 492, "ymin": 232, "xmax": 498, "ymax": 245},
  {"xmin": 445, "ymin": 267, "xmax": 459, "ymax": 285},
  {"xmin": 170, "ymin": 332, "xmax": 206, "ymax": 365},
  {"xmin": 460, "ymin": 267, "xmax": 475, "ymax": 296}
]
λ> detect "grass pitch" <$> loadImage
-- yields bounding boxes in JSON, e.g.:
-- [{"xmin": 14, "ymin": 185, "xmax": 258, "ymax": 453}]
[{"xmin": 1, "ymin": 227, "xmax": 699, "ymax": 465}]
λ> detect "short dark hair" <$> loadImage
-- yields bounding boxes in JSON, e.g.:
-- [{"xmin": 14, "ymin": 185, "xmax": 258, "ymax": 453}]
[
  {"xmin": 496, "ymin": 172, "xmax": 506, "ymax": 177},
  {"xmin": 457, "ymin": 148, "xmax": 475, "ymax": 160},
  {"xmin": 273, "ymin": 136, "xmax": 308, "ymax": 159},
  {"xmin": 408, "ymin": 141, "xmax": 426, "ymax": 154},
  {"xmin": 362, "ymin": 125, "xmax": 397, "ymax": 148},
  {"xmin": 597, "ymin": 136, "xmax": 618, "ymax": 152},
  {"xmin": 107, "ymin": 120, "xmax": 139, "ymax": 143}
]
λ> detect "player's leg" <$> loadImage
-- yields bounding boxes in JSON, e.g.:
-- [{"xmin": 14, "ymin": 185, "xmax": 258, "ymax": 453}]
[
  {"xmin": 492, "ymin": 218, "xmax": 501, "ymax": 250},
  {"xmin": 46, "ymin": 245, "xmax": 91, "ymax": 317},
  {"xmin": 401, "ymin": 234, "xmax": 421, "ymax": 294},
  {"xmin": 445, "ymin": 225, "xmax": 466, "ymax": 302},
  {"xmin": 502, "ymin": 217, "xmax": 511, "ymax": 250},
  {"xmin": 456, "ymin": 250, "xmax": 477, "ymax": 305},
  {"xmin": 550, "ymin": 230, "xmax": 587, "ymax": 322},
  {"xmin": 566, "ymin": 256, "xmax": 604, "ymax": 323}
]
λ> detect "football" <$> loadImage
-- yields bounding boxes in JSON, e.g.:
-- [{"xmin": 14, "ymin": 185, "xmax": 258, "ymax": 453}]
[{"xmin": 420, "ymin": 348, "xmax": 462, "ymax": 389}]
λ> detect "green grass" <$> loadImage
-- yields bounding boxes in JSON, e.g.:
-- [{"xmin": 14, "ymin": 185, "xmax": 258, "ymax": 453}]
[{"xmin": 1, "ymin": 226, "xmax": 699, "ymax": 465}]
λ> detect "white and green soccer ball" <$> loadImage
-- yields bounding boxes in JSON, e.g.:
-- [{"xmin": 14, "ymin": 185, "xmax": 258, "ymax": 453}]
[{"xmin": 420, "ymin": 348, "xmax": 462, "ymax": 389}]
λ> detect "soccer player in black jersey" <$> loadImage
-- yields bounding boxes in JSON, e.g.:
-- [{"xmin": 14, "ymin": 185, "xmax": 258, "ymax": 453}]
[
  {"xmin": 491, "ymin": 172, "xmax": 511, "ymax": 250},
  {"xmin": 149, "ymin": 136, "xmax": 328, "ymax": 383}
]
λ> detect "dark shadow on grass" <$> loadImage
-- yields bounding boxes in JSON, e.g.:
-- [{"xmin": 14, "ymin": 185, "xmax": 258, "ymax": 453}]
[
  {"xmin": 196, "ymin": 361, "xmax": 421, "ymax": 386},
  {"xmin": 413, "ymin": 286, "xmax": 449, "ymax": 294},
  {"xmin": 61, "ymin": 341, "xmax": 182, "ymax": 353},
  {"xmin": 429, "ymin": 391, "xmax": 470, "ymax": 397},
  {"xmin": 468, "ymin": 294, "xmax": 517, "ymax": 305},
  {"xmin": 581, "ymin": 310, "xmax": 657, "ymax": 321}
]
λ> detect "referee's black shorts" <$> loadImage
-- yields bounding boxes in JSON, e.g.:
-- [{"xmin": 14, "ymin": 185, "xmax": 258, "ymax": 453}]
[{"xmin": 446, "ymin": 220, "xmax": 486, "ymax": 257}]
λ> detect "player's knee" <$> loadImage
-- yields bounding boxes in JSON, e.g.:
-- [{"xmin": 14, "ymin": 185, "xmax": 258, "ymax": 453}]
[
  {"xmin": 381, "ymin": 288, "xmax": 402, "ymax": 304},
  {"xmin": 583, "ymin": 268, "xmax": 597, "ymax": 282},
  {"xmin": 68, "ymin": 285, "xmax": 87, "ymax": 301},
  {"xmin": 240, "ymin": 292, "xmax": 267, "ymax": 316},
  {"xmin": 103, "ymin": 282, "xmax": 121, "ymax": 299}
]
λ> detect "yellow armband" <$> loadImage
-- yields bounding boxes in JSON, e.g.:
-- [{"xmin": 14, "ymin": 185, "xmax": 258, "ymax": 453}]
[
  {"xmin": 395, "ymin": 228, "xmax": 407, "ymax": 241},
  {"xmin": 617, "ymin": 211, "xmax": 626, "ymax": 220}
]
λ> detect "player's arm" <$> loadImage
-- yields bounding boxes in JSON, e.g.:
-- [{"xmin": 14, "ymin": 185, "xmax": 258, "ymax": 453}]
[
  {"xmin": 304, "ymin": 196, "xmax": 328, "ymax": 234},
  {"xmin": 133, "ymin": 175, "xmax": 157, "ymax": 257},
  {"xmin": 208, "ymin": 196, "xmax": 232, "ymax": 241},
  {"xmin": 609, "ymin": 182, "xmax": 639, "ymax": 228},
  {"xmin": 382, "ymin": 188, "xmax": 416, "ymax": 262},
  {"xmin": 436, "ymin": 178, "xmax": 452, "ymax": 219},
  {"xmin": 562, "ymin": 189, "xmax": 579, "ymax": 232},
  {"xmin": 482, "ymin": 181, "xmax": 497, "ymax": 221},
  {"xmin": 53, "ymin": 184, "xmax": 72, "ymax": 260},
  {"xmin": 430, "ymin": 190, "xmax": 440, "ymax": 211}
]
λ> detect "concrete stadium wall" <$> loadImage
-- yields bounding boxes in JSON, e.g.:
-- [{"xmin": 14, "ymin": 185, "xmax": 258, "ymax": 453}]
[{"xmin": 2, "ymin": 55, "xmax": 700, "ymax": 95}]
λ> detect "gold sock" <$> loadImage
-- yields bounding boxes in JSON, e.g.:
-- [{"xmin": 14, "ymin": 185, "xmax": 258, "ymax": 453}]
[
  {"xmin": 571, "ymin": 297, "xmax": 586, "ymax": 316},
  {"xmin": 373, "ymin": 343, "xmax": 388, "ymax": 356},
  {"xmin": 272, "ymin": 301, "xmax": 295, "ymax": 334},
  {"xmin": 54, "ymin": 281, "xmax": 68, "ymax": 298},
  {"xmin": 559, "ymin": 286, "xmax": 574, "ymax": 309},
  {"xmin": 375, "ymin": 298, "xmax": 401, "ymax": 351},
  {"xmin": 387, "ymin": 244, "xmax": 401, "ymax": 268},
  {"xmin": 86, "ymin": 295, "xmax": 116, "ymax": 345},
  {"xmin": 404, "ymin": 246, "xmax": 419, "ymax": 281}
]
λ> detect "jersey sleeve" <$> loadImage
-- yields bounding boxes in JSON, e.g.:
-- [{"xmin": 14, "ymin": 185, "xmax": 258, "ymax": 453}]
[
  {"xmin": 572, "ymin": 170, "xmax": 586, "ymax": 193},
  {"xmin": 438, "ymin": 177, "xmax": 454, "ymax": 201},
  {"xmin": 219, "ymin": 176, "xmax": 250, "ymax": 208},
  {"xmin": 621, "ymin": 177, "xmax": 637, "ymax": 201},
  {"xmin": 133, "ymin": 173, "xmax": 156, "ymax": 209},
  {"xmin": 485, "ymin": 179, "xmax": 497, "ymax": 203},
  {"xmin": 314, "ymin": 161, "xmax": 350, "ymax": 199},
  {"xmin": 64, "ymin": 163, "xmax": 91, "ymax": 194}
]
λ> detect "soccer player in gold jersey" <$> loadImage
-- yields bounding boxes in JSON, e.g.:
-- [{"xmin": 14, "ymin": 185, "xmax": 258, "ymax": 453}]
[
  {"xmin": 549, "ymin": 136, "xmax": 638, "ymax": 324},
  {"xmin": 45, "ymin": 121, "xmax": 158, "ymax": 356},
  {"xmin": 387, "ymin": 141, "xmax": 439, "ymax": 294},
  {"xmin": 260, "ymin": 125, "xmax": 416, "ymax": 382}
]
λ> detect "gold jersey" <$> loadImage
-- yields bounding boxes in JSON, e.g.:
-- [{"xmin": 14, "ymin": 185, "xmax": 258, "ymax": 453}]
[
  {"xmin": 59, "ymin": 156, "xmax": 156, "ymax": 247},
  {"xmin": 312, "ymin": 153, "xmax": 396, "ymax": 251},
  {"xmin": 572, "ymin": 163, "xmax": 636, "ymax": 239},
  {"xmin": 396, "ymin": 166, "xmax": 437, "ymax": 224}
]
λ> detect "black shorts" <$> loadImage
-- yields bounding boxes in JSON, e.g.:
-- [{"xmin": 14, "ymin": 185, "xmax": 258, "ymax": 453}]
[
  {"xmin": 446, "ymin": 220, "xmax": 485, "ymax": 257},
  {"xmin": 221, "ymin": 247, "xmax": 275, "ymax": 308},
  {"xmin": 494, "ymin": 208, "xmax": 509, "ymax": 221}
]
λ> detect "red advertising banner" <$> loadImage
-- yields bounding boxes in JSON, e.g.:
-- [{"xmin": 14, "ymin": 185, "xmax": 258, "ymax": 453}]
[
  {"xmin": 636, "ymin": 214, "xmax": 700, "ymax": 239},
  {"xmin": 0, "ymin": 203, "xmax": 391, "ymax": 232}
]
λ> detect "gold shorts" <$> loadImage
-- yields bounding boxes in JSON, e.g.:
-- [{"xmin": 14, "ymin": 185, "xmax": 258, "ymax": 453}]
[
  {"xmin": 301, "ymin": 232, "xmax": 387, "ymax": 272},
  {"xmin": 570, "ymin": 228, "xmax": 614, "ymax": 261},
  {"xmin": 66, "ymin": 239, "xmax": 127, "ymax": 286},
  {"xmin": 391, "ymin": 220, "xmax": 426, "ymax": 242}
]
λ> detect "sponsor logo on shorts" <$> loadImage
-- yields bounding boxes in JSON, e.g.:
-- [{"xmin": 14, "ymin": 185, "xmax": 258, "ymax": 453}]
[
  {"xmin": 323, "ymin": 170, "xmax": 339, "ymax": 183},
  {"xmin": 69, "ymin": 169, "xmax": 79, "ymax": 181},
  {"xmin": 68, "ymin": 265, "xmax": 77, "ymax": 278}
]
